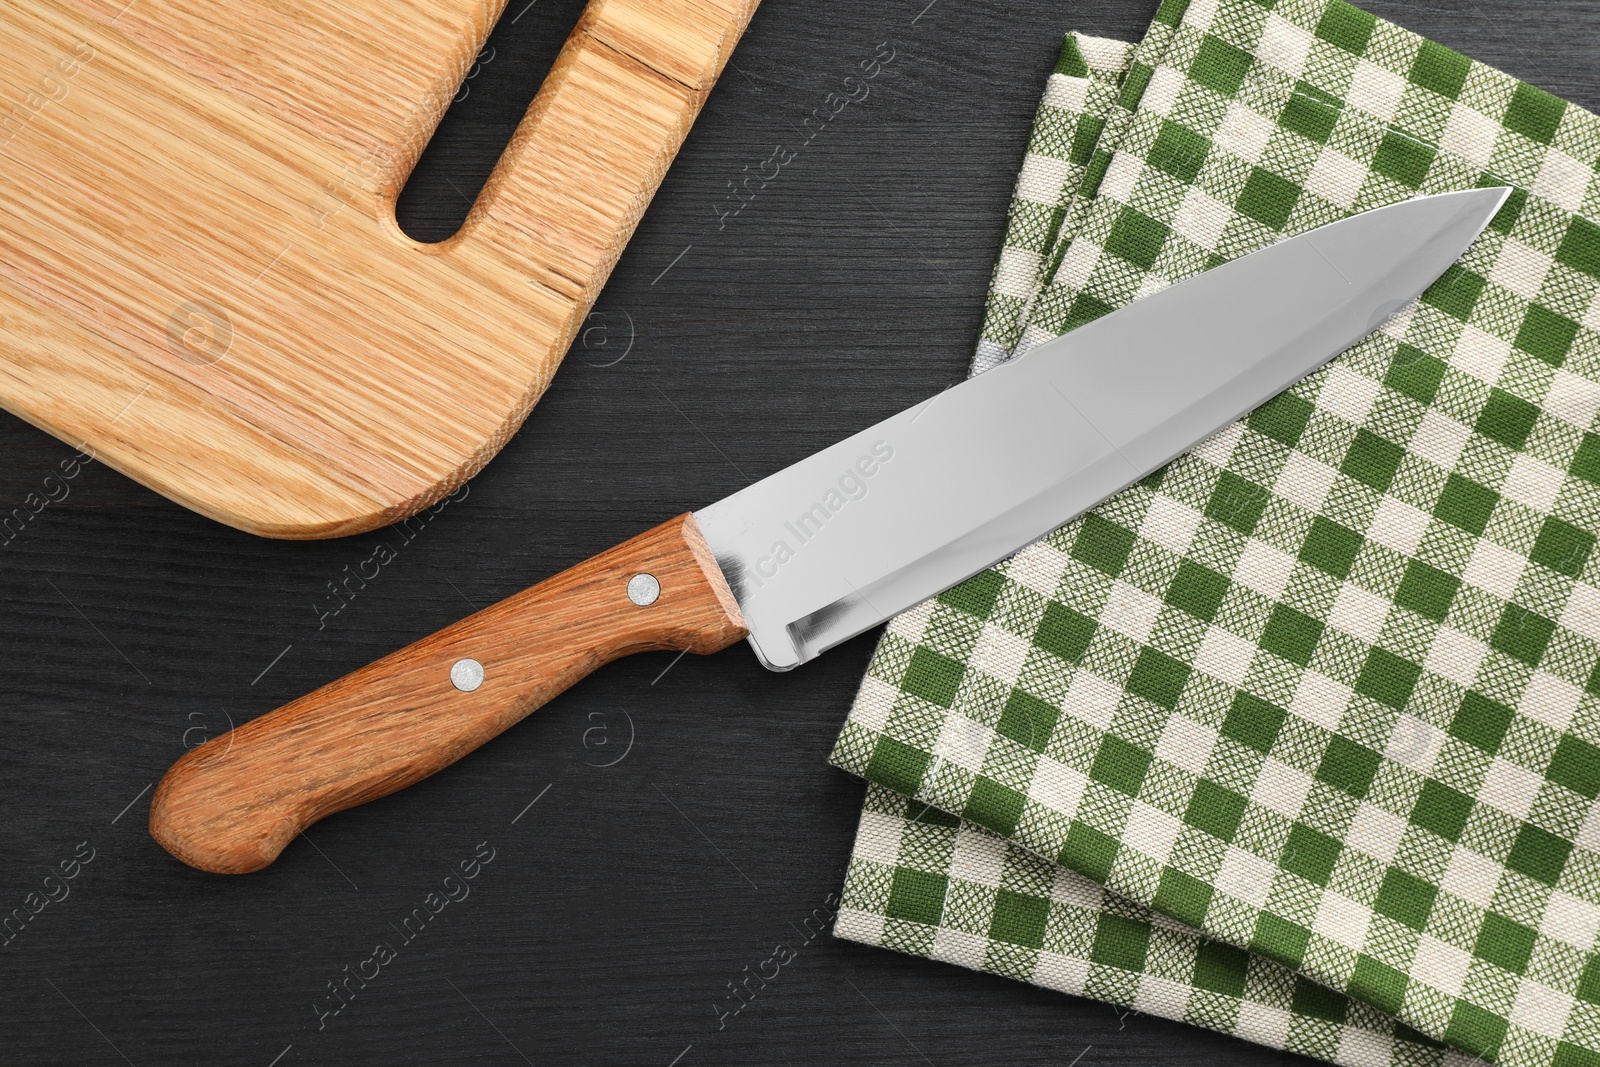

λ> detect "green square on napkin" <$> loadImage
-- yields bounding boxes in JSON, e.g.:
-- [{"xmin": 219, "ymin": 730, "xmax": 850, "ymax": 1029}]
[{"xmin": 830, "ymin": 5, "xmax": 1600, "ymax": 1066}]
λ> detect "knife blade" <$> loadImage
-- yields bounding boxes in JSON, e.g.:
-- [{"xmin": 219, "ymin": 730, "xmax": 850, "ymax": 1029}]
[
  {"xmin": 701, "ymin": 188, "xmax": 1512, "ymax": 670},
  {"xmin": 150, "ymin": 187, "xmax": 1510, "ymax": 873}
]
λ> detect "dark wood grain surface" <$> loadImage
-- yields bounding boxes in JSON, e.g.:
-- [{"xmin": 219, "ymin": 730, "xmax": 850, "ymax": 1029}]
[{"xmin": 2, "ymin": 1, "xmax": 1595, "ymax": 1064}]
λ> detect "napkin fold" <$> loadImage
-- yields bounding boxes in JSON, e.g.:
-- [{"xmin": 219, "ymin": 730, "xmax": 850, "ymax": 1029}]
[{"xmin": 831, "ymin": 6, "xmax": 1600, "ymax": 1066}]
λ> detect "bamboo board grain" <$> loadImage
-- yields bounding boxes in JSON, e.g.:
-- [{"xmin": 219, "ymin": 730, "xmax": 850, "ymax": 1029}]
[{"xmin": 0, "ymin": 0, "xmax": 757, "ymax": 537}]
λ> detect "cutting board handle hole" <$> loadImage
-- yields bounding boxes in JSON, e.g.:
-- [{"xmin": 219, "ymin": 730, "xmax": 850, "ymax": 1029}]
[{"xmin": 395, "ymin": 0, "xmax": 589, "ymax": 243}]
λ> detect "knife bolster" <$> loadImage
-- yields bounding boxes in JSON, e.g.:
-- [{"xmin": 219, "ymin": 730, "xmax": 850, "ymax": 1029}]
[{"xmin": 149, "ymin": 513, "xmax": 746, "ymax": 874}]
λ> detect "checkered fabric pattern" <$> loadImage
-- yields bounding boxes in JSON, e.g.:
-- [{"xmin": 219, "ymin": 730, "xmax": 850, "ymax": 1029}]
[
  {"xmin": 840, "ymin": 784, "xmax": 1479, "ymax": 1067},
  {"xmin": 831, "ymin": 3, "xmax": 1600, "ymax": 1066},
  {"xmin": 976, "ymin": 34, "xmax": 1135, "ymax": 374}
]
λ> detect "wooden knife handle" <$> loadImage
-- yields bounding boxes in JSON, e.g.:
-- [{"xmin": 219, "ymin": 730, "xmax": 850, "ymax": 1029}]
[{"xmin": 150, "ymin": 514, "xmax": 746, "ymax": 874}]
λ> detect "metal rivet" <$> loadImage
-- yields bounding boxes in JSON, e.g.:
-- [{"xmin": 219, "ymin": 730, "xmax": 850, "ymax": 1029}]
[
  {"xmin": 450, "ymin": 658, "xmax": 485, "ymax": 692},
  {"xmin": 626, "ymin": 573, "xmax": 660, "ymax": 606}
]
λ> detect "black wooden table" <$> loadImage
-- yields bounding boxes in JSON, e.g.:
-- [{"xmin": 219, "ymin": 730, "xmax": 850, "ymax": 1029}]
[{"xmin": 3, "ymin": 1, "xmax": 1596, "ymax": 1063}]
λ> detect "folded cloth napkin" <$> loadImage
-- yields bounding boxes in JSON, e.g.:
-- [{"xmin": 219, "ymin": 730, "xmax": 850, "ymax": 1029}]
[{"xmin": 830, "ymin": 4, "xmax": 1600, "ymax": 1066}]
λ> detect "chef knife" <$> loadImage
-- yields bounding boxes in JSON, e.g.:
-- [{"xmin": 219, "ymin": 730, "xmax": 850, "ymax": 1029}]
[{"xmin": 150, "ymin": 187, "xmax": 1510, "ymax": 874}]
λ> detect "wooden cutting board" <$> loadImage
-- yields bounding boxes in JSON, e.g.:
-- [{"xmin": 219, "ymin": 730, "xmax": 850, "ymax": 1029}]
[{"xmin": 0, "ymin": 0, "xmax": 756, "ymax": 537}]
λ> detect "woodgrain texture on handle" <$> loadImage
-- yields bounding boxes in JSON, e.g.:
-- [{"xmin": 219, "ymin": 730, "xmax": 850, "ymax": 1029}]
[
  {"xmin": 150, "ymin": 514, "xmax": 746, "ymax": 874},
  {"xmin": 0, "ymin": 0, "xmax": 758, "ymax": 537}
]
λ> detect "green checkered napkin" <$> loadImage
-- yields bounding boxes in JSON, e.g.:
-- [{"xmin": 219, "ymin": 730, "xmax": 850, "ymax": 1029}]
[{"xmin": 832, "ymin": 4, "xmax": 1600, "ymax": 1066}]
